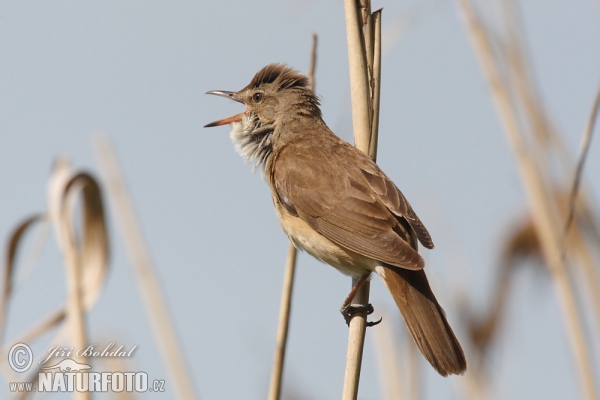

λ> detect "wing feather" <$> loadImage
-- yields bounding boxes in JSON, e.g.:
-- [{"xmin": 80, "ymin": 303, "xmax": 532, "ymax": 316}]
[{"xmin": 272, "ymin": 134, "xmax": 432, "ymax": 270}]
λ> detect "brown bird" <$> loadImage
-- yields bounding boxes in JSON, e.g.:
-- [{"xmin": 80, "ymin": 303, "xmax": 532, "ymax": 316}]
[{"xmin": 205, "ymin": 64, "xmax": 466, "ymax": 376}]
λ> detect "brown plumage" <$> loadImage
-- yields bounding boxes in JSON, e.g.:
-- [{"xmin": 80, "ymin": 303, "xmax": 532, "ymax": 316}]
[{"xmin": 205, "ymin": 64, "xmax": 466, "ymax": 376}]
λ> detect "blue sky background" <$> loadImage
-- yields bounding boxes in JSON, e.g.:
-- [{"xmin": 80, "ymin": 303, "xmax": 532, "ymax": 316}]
[{"xmin": 1, "ymin": 1, "xmax": 599, "ymax": 399}]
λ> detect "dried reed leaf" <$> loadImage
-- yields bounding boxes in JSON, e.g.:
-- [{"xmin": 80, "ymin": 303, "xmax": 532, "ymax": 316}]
[
  {"xmin": 564, "ymin": 84, "xmax": 600, "ymax": 236},
  {"xmin": 63, "ymin": 172, "xmax": 109, "ymax": 309},
  {"xmin": 1, "ymin": 160, "xmax": 109, "ymax": 398},
  {"xmin": 469, "ymin": 186, "xmax": 600, "ymax": 358},
  {"xmin": 1, "ymin": 215, "xmax": 41, "ymax": 346},
  {"xmin": 468, "ymin": 215, "xmax": 548, "ymax": 356},
  {"xmin": 48, "ymin": 159, "xmax": 109, "ymax": 357},
  {"xmin": 460, "ymin": 2, "xmax": 598, "ymax": 399},
  {"xmin": 11, "ymin": 309, "xmax": 66, "ymax": 349},
  {"xmin": 503, "ymin": 190, "xmax": 598, "ymax": 267},
  {"xmin": 46, "ymin": 158, "xmax": 109, "ymax": 400}
]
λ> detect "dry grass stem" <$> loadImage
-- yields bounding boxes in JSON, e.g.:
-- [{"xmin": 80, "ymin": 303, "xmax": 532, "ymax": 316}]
[
  {"xmin": 342, "ymin": 274, "xmax": 370, "ymax": 400},
  {"xmin": 10, "ymin": 216, "xmax": 50, "ymax": 296},
  {"xmin": 563, "ymin": 86, "xmax": 600, "ymax": 344},
  {"xmin": 342, "ymin": 1, "xmax": 382, "ymax": 398},
  {"xmin": 460, "ymin": 1, "xmax": 599, "ymax": 399},
  {"xmin": 268, "ymin": 244, "xmax": 298, "ymax": 400},
  {"xmin": 564, "ymin": 84, "xmax": 600, "ymax": 236},
  {"xmin": 368, "ymin": 9, "xmax": 382, "ymax": 162},
  {"xmin": 94, "ymin": 138, "xmax": 197, "ymax": 400},
  {"xmin": 0, "ymin": 215, "xmax": 41, "ymax": 350},
  {"xmin": 344, "ymin": 0, "xmax": 372, "ymax": 152},
  {"xmin": 9, "ymin": 310, "xmax": 66, "ymax": 351},
  {"xmin": 342, "ymin": 0, "xmax": 371, "ymax": 395},
  {"xmin": 308, "ymin": 33, "xmax": 318, "ymax": 91}
]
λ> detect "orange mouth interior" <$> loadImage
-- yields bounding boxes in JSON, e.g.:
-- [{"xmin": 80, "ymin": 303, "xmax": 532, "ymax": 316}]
[{"xmin": 205, "ymin": 108, "xmax": 248, "ymax": 127}]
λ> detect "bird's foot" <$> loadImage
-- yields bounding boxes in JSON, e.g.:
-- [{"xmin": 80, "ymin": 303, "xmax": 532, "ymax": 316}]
[{"xmin": 340, "ymin": 303, "xmax": 382, "ymax": 327}]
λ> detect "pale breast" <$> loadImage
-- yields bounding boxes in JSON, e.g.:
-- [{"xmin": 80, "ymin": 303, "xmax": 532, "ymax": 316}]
[{"xmin": 272, "ymin": 196, "xmax": 375, "ymax": 277}]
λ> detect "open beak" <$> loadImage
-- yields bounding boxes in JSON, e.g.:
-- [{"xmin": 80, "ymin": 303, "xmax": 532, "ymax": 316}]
[{"xmin": 204, "ymin": 91, "xmax": 247, "ymax": 127}]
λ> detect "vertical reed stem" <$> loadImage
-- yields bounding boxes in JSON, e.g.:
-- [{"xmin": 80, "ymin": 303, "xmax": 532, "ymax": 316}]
[{"xmin": 342, "ymin": 1, "xmax": 382, "ymax": 398}]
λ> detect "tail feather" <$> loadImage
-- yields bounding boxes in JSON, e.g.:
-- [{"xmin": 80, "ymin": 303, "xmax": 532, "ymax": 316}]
[{"xmin": 375, "ymin": 265, "xmax": 466, "ymax": 376}]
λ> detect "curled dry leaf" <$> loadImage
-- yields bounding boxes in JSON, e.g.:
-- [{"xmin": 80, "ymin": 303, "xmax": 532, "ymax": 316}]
[
  {"xmin": 46, "ymin": 158, "xmax": 110, "ymax": 368},
  {"xmin": 466, "ymin": 188, "xmax": 600, "ymax": 371},
  {"xmin": 1, "ymin": 159, "xmax": 110, "ymax": 388},
  {"xmin": 48, "ymin": 158, "xmax": 109, "ymax": 313},
  {"xmin": 0, "ymin": 215, "xmax": 42, "ymax": 348}
]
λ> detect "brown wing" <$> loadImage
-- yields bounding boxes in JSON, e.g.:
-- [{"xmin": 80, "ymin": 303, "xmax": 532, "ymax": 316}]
[
  {"xmin": 272, "ymin": 133, "xmax": 433, "ymax": 270},
  {"xmin": 359, "ymin": 164, "xmax": 434, "ymax": 249}
]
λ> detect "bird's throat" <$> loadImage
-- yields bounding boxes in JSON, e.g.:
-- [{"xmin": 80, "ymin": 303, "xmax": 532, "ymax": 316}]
[{"xmin": 229, "ymin": 114, "xmax": 275, "ymax": 172}]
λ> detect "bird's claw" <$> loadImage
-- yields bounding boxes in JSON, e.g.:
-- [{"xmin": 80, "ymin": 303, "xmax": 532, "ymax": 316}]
[
  {"xmin": 340, "ymin": 303, "xmax": 382, "ymax": 327},
  {"xmin": 366, "ymin": 316, "xmax": 383, "ymax": 327}
]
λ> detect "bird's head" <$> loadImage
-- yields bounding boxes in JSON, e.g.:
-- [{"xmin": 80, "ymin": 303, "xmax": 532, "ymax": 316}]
[
  {"xmin": 204, "ymin": 63, "xmax": 320, "ymax": 129},
  {"xmin": 204, "ymin": 64, "xmax": 321, "ymax": 169}
]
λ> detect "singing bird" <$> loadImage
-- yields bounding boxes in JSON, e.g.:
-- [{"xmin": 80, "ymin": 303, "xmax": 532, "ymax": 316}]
[{"xmin": 205, "ymin": 64, "xmax": 466, "ymax": 376}]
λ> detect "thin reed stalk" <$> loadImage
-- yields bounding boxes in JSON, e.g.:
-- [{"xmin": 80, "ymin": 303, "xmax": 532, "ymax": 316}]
[
  {"xmin": 564, "ymin": 84, "xmax": 600, "ymax": 236},
  {"xmin": 268, "ymin": 243, "xmax": 297, "ymax": 400},
  {"xmin": 344, "ymin": 0, "xmax": 372, "ymax": 152},
  {"xmin": 0, "ymin": 215, "xmax": 41, "ymax": 351},
  {"xmin": 564, "ymin": 85, "xmax": 600, "ymax": 346},
  {"xmin": 369, "ymin": 10, "xmax": 382, "ymax": 161},
  {"xmin": 342, "ymin": 0, "xmax": 382, "ymax": 398}
]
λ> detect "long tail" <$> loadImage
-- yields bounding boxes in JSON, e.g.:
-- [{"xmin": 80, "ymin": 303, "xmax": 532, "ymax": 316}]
[{"xmin": 375, "ymin": 265, "xmax": 466, "ymax": 376}]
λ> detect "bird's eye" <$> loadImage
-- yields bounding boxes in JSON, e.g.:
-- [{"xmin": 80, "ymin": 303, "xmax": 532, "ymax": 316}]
[{"xmin": 252, "ymin": 92, "xmax": 264, "ymax": 103}]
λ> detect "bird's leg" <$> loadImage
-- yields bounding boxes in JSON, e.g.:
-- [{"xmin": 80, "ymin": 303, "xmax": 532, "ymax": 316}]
[{"xmin": 340, "ymin": 272, "xmax": 382, "ymax": 327}]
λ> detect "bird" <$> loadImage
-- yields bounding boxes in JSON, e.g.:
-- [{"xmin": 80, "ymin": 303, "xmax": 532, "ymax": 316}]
[{"xmin": 204, "ymin": 63, "xmax": 466, "ymax": 376}]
